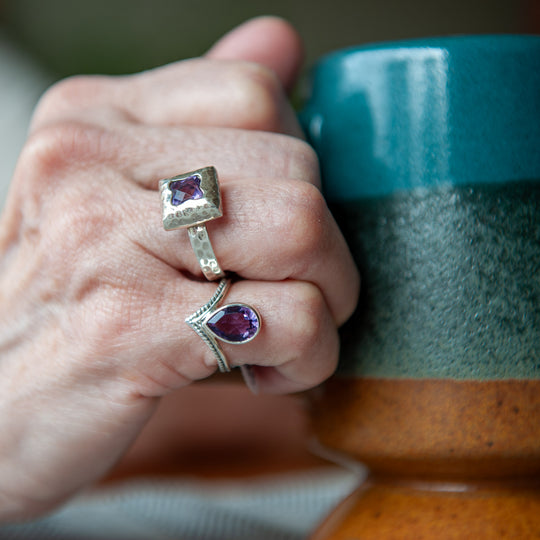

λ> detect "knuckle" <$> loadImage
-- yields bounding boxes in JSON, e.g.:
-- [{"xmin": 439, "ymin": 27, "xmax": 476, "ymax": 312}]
[
  {"xmin": 73, "ymin": 279, "xmax": 146, "ymax": 360},
  {"xmin": 278, "ymin": 136, "xmax": 321, "ymax": 184},
  {"xmin": 38, "ymin": 218, "xmax": 112, "ymax": 305},
  {"xmin": 229, "ymin": 62, "xmax": 284, "ymax": 131},
  {"xmin": 52, "ymin": 190, "xmax": 113, "ymax": 245},
  {"xmin": 90, "ymin": 292, "xmax": 138, "ymax": 340},
  {"xmin": 282, "ymin": 182, "xmax": 328, "ymax": 262},
  {"xmin": 287, "ymin": 283, "xmax": 327, "ymax": 357},
  {"xmin": 21, "ymin": 122, "xmax": 111, "ymax": 183},
  {"xmin": 32, "ymin": 181, "xmax": 115, "ymax": 283},
  {"xmin": 13, "ymin": 123, "xmax": 115, "ymax": 246},
  {"xmin": 33, "ymin": 75, "xmax": 109, "ymax": 125},
  {"xmin": 319, "ymin": 332, "xmax": 340, "ymax": 380},
  {"xmin": 75, "ymin": 305, "xmax": 126, "ymax": 361}
]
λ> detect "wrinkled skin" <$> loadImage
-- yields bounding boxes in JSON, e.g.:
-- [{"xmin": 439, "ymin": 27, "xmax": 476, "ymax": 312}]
[{"xmin": 0, "ymin": 17, "xmax": 359, "ymax": 520}]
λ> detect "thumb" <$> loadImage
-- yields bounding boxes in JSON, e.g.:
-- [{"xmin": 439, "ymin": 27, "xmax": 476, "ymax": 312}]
[{"xmin": 206, "ymin": 16, "xmax": 304, "ymax": 92}]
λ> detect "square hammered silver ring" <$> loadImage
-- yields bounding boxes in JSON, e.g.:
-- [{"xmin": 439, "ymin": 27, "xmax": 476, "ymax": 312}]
[{"xmin": 159, "ymin": 166, "xmax": 226, "ymax": 281}]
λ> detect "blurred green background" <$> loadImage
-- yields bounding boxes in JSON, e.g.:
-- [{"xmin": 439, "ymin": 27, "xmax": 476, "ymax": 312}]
[{"xmin": 1, "ymin": 0, "xmax": 537, "ymax": 77}]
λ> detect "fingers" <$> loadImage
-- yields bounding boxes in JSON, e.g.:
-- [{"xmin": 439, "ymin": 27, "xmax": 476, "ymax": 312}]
[
  {"xmin": 75, "ymin": 271, "xmax": 340, "ymax": 397},
  {"xmin": 0, "ymin": 18, "xmax": 347, "ymax": 521},
  {"xmin": 30, "ymin": 20, "xmax": 304, "ymax": 137},
  {"xmin": 9, "ymin": 17, "xmax": 361, "ymax": 400},
  {"xmin": 131, "ymin": 178, "xmax": 358, "ymax": 326},
  {"xmin": 4, "ymin": 205, "xmax": 341, "ymax": 397},
  {"xmin": 211, "ymin": 279, "xmax": 340, "ymax": 394},
  {"xmin": 12, "ymin": 119, "xmax": 356, "ymax": 329},
  {"xmin": 206, "ymin": 16, "xmax": 304, "ymax": 93}
]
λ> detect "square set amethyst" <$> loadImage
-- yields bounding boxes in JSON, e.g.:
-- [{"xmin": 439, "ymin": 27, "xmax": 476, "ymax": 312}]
[
  {"xmin": 159, "ymin": 166, "xmax": 222, "ymax": 231},
  {"xmin": 169, "ymin": 175, "xmax": 204, "ymax": 205}
]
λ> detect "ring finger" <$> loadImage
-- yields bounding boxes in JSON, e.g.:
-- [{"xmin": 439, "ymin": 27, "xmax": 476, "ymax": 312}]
[{"xmin": 123, "ymin": 272, "xmax": 339, "ymax": 396}]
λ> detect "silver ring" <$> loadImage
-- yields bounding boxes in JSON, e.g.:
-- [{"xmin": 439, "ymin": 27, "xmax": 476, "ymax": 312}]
[
  {"xmin": 160, "ymin": 166, "xmax": 225, "ymax": 281},
  {"xmin": 185, "ymin": 278, "xmax": 261, "ymax": 372}
]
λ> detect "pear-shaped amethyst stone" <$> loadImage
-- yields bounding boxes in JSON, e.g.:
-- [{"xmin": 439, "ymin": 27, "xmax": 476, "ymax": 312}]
[
  {"xmin": 207, "ymin": 305, "xmax": 260, "ymax": 343},
  {"xmin": 169, "ymin": 175, "xmax": 203, "ymax": 205}
]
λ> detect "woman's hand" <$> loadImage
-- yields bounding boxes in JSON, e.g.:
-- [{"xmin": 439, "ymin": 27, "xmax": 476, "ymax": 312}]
[{"xmin": 0, "ymin": 17, "xmax": 359, "ymax": 520}]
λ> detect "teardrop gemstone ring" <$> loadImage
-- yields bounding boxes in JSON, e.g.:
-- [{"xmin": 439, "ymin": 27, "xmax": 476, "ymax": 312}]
[
  {"xmin": 185, "ymin": 278, "xmax": 261, "ymax": 372},
  {"xmin": 160, "ymin": 166, "xmax": 225, "ymax": 281}
]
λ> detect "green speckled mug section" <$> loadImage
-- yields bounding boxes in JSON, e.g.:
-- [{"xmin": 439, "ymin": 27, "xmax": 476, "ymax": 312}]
[{"xmin": 336, "ymin": 181, "xmax": 540, "ymax": 379}]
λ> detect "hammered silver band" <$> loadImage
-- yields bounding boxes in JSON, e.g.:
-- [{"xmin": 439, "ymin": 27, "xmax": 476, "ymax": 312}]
[
  {"xmin": 187, "ymin": 225, "xmax": 225, "ymax": 281},
  {"xmin": 160, "ymin": 166, "xmax": 225, "ymax": 281}
]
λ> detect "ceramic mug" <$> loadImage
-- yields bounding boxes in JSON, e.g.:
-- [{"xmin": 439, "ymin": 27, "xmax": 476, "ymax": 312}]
[
  {"xmin": 302, "ymin": 35, "xmax": 540, "ymax": 383},
  {"xmin": 301, "ymin": 36, "xmax": 540, "ymax": 538}
]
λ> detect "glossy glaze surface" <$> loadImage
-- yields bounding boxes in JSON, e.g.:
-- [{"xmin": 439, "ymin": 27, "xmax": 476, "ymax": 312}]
[{"xmin": 302, "ymin": 36, "xmax": 540, "ymax": 200}]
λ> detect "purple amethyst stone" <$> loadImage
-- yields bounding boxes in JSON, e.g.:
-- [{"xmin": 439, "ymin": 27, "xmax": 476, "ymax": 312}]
[
  {"xmin": 207, "ymin": 305, "xmax": 260, "ymax": 343},
  {"xmin": 169, "ymin": 175, "xmax": 203, "ymax": 205}
]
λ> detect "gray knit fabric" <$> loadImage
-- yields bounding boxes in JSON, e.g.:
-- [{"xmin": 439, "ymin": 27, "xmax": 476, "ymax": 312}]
[{"xmin": 0, "ymin": 468, "xmax": 360, "ymax": 540}]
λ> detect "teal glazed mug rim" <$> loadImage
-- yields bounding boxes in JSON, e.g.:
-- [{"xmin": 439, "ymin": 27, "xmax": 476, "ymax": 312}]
[
  {"xmin": 301, "ymin": 35, "xmax": 540, "ymax": 380},
  {"xmin": 301, "ymin": 34, "xmax": 540, "ymax": 201}
]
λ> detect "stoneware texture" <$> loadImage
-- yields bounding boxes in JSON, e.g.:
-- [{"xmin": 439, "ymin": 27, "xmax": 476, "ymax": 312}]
[{"xmin": 301, "ymin": 36, "xmax": 540, "ymax": 539}]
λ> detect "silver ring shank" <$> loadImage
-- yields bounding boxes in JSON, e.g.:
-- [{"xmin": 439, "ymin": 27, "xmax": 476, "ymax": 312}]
[
  {"xmin": 185, "ymin": 278, "xmax": 231, "ymax": 372},
  {"xmin": 187, "ymin": 225, "xmax": 226, "ymax": 281}
]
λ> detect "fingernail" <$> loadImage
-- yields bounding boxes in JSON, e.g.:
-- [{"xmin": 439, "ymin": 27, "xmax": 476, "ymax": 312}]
[{"xmin": 240, "ymin": 365, "xmax": 259, "ymax": 395}]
